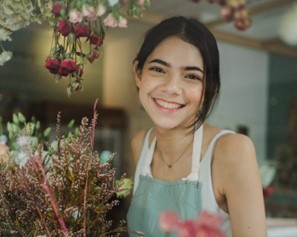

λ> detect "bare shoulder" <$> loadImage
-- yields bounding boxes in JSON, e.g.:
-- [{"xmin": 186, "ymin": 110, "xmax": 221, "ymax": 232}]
[
  {"xmin": 213, "ymin": 133, "xmax": 259, "ymax": 192},
  {"xmin": 215, "ymin": 133, "xmax": 256, "ymax": 164}
]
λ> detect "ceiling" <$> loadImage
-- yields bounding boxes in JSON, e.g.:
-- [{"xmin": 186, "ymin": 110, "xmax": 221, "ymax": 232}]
[{"xmin": 131, "ymin": 0, "xmax": 297, "ymax": 57}]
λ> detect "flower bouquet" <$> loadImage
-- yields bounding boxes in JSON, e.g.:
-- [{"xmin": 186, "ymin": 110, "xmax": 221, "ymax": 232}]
[
  {"xmin": 159, "ymin": 210, "xmax": 226, "ymax": 237},
  {"xmin": 0, "ymin": 102, "xmax": 132, "ymax": 236}
]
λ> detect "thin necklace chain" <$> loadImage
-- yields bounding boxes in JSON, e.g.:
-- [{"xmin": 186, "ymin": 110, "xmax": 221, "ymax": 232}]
[{"xmin": 156, "ymin": 142, "xmax": 192, "ymax": 168}]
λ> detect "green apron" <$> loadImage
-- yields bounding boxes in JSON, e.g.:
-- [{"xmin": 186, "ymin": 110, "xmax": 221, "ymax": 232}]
[{"xmin": 127, "ymin": 127, "xmax": 203, "ymax": 237}]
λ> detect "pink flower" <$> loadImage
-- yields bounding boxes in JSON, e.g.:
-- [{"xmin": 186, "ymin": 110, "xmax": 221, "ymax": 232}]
[
  {"xmin": 82, "ymin": 5, "xmax": 97, "ymax": 22},
  {"xmin": 96, "ymin": 4, "xmax": 106, "ymax": 17},
  {"xmin": 138, "ymin": 0, "xmax": 145, "ymax": 7},
  {"xmin": 159, "ymin": 211, "xmax": 180, "ymax": 232},
  {"xmin": 177, "ymin": 220, "xmax": 198, "ymax": 237},
  {"xmin": 118, "ymin": 16, "xmax": 128, "ymax": 28},
  {"xmin": 159, "ymin": 210, "xmax": 226, "ymax": 237},
  {"xmin": 103, "ymin": 13, "xmax": 118, "ymax": 28},
  {"xmin": 89, "ymin": 34, "xmax": 103, "ymax": 47},
  {"xmin": 87, "ymin": 49, "xmax": 101, "ymax": 63},
  {"xmin": 195, "ymin": 211, "xmax": 226, "ymax": 237},
  {"xmin": 74, "ymin": 23, "xmax": 91, "ymax": 38},
  {"xmin": 52, "ymin": 2, "xmax": 63, "ymax": 17},
  {"xmin": 45, "ymin": 57, "xmax": 60, "ymax": 74},
  {"xmin": 57, "ymin": 19, "xmax": 72, "ymax": 36},
  {"xmin": 69, "ymin": 10, "xmax": 83, "ymax": 23},
  {"xmin": 58, "ymin": 59, "xmax": 78, "ymax": 76}
]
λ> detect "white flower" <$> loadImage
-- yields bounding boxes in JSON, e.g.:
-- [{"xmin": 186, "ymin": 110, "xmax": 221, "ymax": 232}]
[
  {"xmin": 96, "ymin": 4, "xmax": 106, "ymax": 17},
  {"xmin": 0, "ymin": 28, "xmax": 12, "ymax": 41},
  {"xmin": 0, "ymin": 50, "xmax": 12, "ymax": 66},
  {"xmin": 16, "ymin": 136, "xmax": 33, "ymax": 147},
  {"xmin": 279, "ymin": 4, "xmax": 297, "ymax": 46},
  {"xmin": 14, "ymin": 151, "xmax": 29, "ymax": 167}
]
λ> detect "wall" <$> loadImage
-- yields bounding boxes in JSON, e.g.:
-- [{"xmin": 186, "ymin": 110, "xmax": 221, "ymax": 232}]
[
  {"xmin": 209, "ymin": 42, "xmax": 269, "ymax": 163},
  {"xmin": 267, "ymin": 53, "xmax": 297, "ymax": 159}
]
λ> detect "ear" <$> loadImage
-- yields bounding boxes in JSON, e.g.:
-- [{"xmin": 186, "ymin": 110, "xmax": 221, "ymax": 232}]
[{"xmin": 133, "ymin": 61, "xmax": 141, "ymax": 88}]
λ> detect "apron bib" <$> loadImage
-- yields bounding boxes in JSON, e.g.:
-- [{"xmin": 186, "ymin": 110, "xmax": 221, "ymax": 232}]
[{"xmin": 127, "ymin": 127, "xmax": 204, "ymax": 237}]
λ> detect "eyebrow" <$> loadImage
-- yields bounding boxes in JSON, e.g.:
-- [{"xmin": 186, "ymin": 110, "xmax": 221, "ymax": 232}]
[{"xmin": 148, "ymin": 58, "xmax": 204, "ymax": 73}]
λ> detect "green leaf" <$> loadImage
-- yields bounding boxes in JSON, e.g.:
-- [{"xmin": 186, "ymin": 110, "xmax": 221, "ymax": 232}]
[
  {"xmin": 36, "ymin": 121, "xmax": 41, "ymax": 130},
  {"xmin": 43, "ymin": 127, "xmax": 52, "ymax": 137},
  {"xmin": 67, "ymin": 119, "xmax": 75, "ymax": 128},
  {"xmin": 12, "ymin": 114, "xmax": 19, "ymax": 125},
  {"xmin": 17, "ymin": 113, "xmax": 26, "ymax": 123}
]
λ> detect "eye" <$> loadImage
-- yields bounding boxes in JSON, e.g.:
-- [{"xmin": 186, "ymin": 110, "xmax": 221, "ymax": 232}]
[
  {"xmin": 149, "ymin": 66, "xmax": 165, "ymax": 73},
  {"xmin": 185, "ymin": 74, "xmax": 202, "ymax": 81}
]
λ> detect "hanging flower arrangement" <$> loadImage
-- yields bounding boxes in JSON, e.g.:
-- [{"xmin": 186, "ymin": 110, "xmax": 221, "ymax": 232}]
[
  {"xmin": 0, "ymin": 0, "xmax": 252, "ymax": 96},
  {"xmin": 44, "ymin": 0, "xmax": 151, "ymax": 96},
  {"xmin": 191, "ymin": 0, "xmax": 251, "ymax": 30}
]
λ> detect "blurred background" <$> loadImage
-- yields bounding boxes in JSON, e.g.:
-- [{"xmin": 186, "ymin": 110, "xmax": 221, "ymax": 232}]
[{"xmin": 0, "ymin": 0, "xmax": 297, "ymax": 231}]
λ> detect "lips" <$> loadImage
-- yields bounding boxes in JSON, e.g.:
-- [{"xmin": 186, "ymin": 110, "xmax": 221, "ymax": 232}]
[{"xmin": 154, "ymin": 98, "xmax": 184, "ymax": 110}]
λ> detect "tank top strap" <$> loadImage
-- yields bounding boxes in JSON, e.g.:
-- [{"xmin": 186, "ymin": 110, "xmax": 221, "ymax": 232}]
[
  {"xmin": 202, "ymin": 129, "xmax": 235, "ymax": 166},
  {"xmin": 187, "ymin": 125, "xmax": 203, "ymax": 181}
]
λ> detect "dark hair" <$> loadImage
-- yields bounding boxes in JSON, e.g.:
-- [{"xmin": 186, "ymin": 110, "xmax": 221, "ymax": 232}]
[{"xmin": 134, "ymin": 16, "xmax": 220, "ymax": 129}]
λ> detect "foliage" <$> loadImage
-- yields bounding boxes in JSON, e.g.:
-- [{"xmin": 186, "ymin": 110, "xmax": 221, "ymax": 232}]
[{"xmin": 0, "ymin": 106, "xmax": 132, "ymax": 236}]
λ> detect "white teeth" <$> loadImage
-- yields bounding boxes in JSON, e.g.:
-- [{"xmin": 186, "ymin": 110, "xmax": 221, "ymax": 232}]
[{"xmin": 155, "ymin": 99, "xmax": 181, "ymax": 109}]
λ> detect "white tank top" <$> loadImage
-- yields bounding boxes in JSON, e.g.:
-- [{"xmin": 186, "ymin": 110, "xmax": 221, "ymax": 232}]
[{"xmin": 133, "ymin": 126, "xmax": 235, "ymax": 236}]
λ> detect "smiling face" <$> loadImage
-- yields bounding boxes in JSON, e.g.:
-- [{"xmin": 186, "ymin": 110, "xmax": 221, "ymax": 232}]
[{"xmin": 134, "ymin": 36, "xmax": 205, "ymax": 130}]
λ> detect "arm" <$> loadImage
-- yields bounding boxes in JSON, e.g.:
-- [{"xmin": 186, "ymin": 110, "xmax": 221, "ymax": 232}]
[{"xmin": 214, "ymin": 134, "xmax": 267, "ymax": 237}]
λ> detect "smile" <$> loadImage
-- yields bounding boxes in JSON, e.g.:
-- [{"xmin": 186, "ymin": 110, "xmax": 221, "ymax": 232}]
[{"xmin": 154, "ymin": 98, "xmax": 184, "ymax": 110}]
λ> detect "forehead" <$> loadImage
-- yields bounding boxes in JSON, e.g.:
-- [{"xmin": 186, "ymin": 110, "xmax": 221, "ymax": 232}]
[{"xmin": 146, "ymin": 36, "xmax": 204, "ymax": 67}]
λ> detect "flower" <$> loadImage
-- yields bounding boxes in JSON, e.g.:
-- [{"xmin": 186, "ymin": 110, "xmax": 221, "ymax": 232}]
[
  {"xmin": 74, "ymin": 23, "xmax": 91, "ymax": 38},
  {"xmin": 0, "ymin": 50, "xmax": 12, "ymax": 66},
  {"xmin": 0, "ymin": 144, "xmax": 9, "ymax": 163},
  {"xmin": 57, "ymin": 19, "xmax": 72, "ymax": 36},
  {"xmin": 0, "ymin": 107, "xmax": 132, "ymax": 236},
  {"xmin": 58, "ymin": 59, "xmax": 79, "ymax": 76},
  {"xmin": 0, "ymin": 0, "xmax": 252, "ymax": 95},
  {"xmin": 42, "ymin": 0, "xmax": 151, "ymax": 96},
  {"xmin": 103, "ymin": 13, "xmax": 119, "ymax": 28},
  {"xmin": 45, "ymin": 57, "xmax": 60, "ymax": 74},
  {"xmin": 159, "ymin": 210, "xmax": 226, "ymax": 237},
  {"xmin": 69, "ymin": 9, "xmax": 83, "ymax": 23},
  {"xmin": 51, "ymin": 2, "xmax": 62, "ymax": 17},
  {"xmin": 279, "ymin": 4, "xmax": 297, "ymax": 46},
  {"xmin": 159, "ymin": 211, "xmax": 180, "ymax": 232}
]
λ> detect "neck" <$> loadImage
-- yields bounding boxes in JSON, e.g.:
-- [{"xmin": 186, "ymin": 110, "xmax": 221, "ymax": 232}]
[{"xmin": 155, "ymin": 129, "xmax": 194, "ymax": 167}]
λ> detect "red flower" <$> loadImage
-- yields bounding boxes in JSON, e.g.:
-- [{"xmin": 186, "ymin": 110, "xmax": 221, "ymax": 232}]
[
  {"xmin": 58, "ymin": 59, "xmax": 78, "ymax": 76},
  {"xmin": 89, "ymin": 34, "xmax": 103, "ymax": 47},
  {"xmin": 87, "ymin": 49, "xmax": 101, "ymax": 63},
  {"xmin": 57, "ymin": 19, "xmax": 72, "ymax": 37},
  {"xmin": 263, "ymin": 186, "xmax": 275, "ymax": 198},
  {"xmin": 76, "ymin": 67, "xmax": 83, "ymax": 77},
  {"xmin": 45, "ymin": 57, "xmax": 60, "ymax": 74},
  {"xmin": 74, "ymin": 23, "xmax": 91, "ymax": 38},
  {"xmin": 52, "ymin": 2, "xmax": 63, "ymax": 17}
]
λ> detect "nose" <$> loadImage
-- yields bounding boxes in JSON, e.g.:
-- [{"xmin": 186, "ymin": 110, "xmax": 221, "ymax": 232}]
[{"xmin": 161, "ymin": 75, "xmax": 183, "ymax": 95}]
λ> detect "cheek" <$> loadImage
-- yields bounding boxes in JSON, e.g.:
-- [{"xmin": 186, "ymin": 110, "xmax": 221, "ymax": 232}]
[{"xmin": 186, "ymin": 87, "xmax": 204, "ymax": 107}]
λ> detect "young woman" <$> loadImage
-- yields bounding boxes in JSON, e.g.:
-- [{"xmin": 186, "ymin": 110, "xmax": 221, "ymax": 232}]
[{"xmin": 127, "ymin": 16, "xmax": 267, "ymax": 237}]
